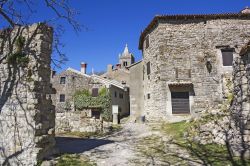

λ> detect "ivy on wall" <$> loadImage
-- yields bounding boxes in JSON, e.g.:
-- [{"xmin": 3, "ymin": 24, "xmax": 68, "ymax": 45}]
[
  {"xmin": 74, "ymin": 87, "xmax": 112, "ymax": 121},
  {"xmin": 7, "ymin": 36, "xmax": 29, "ymax": 66}
]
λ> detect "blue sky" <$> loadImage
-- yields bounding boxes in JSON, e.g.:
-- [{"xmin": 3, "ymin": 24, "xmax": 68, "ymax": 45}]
[
  {"xmin": 1, "ymin": 0, "xmax": 249, "ymax": 73},
  {"xmin": 60, "ymin": 0, "xmax": 249, "ymax": 73}
]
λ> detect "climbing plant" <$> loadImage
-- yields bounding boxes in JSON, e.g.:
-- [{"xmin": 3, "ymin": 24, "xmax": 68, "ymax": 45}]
[
  {"xmin": 73, "ymin": 87, "xmax": 112, "ymax": 121},
  {"xmin": 7, "ymin": 36, "xmax": 29, "ymax": 66}
]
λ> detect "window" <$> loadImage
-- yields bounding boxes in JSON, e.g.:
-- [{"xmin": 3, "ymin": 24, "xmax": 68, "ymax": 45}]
[
  {"xmin": 92, "ymin": 88, "xmax": 99, "ymax": 97},
  {"xmin": 221, "ymin": 49, "xmax": 233, "ymax": 66},
  {"xmin": 59, "ymin": 94, "xmax": 65, "ymax": 102},
  {"xmin": 123, "ymin": 61, "xmax": 128, "ymax": 66},
  {"xmin": 114, "ymin": 91, "xmax": 117, "ymax": 98},
  {"xmin": 60, "ymin": 77, "xmax": 66, "ymax": 84},
  {"xmin": 147, "ymin": 93, "xmax": 150, "ymax": 99},
  {"xmin": 145, "ymin": 35, "xmax": 149, "ymax": 49},
  {"xmin": 147, "ymin": 62, "xmax": 151, "ymax": 75},
  {"xmin": 119, "ymin": 93, "xmax": 123, "ymax": 99},
  {"xmin": 143, "ymin": 66, "xmax": 145, "ymax": 80}
]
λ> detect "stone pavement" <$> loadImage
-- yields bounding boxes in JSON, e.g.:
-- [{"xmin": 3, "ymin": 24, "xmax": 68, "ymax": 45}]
[{"xmin": 82, "ymin": 122, "xmax": 154, "ymax": 166}]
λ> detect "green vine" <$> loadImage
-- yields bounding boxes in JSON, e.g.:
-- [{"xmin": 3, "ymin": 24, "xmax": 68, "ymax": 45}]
[
  {"xmin": 74, "ymin": 87, "xmax": 112, "ymax": 121},
  {"xmin": 7, "ymin": 36, "xmax": 29, "ymax": 66}
]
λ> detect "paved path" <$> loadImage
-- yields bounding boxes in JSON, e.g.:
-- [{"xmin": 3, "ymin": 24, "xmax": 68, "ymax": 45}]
[{"xmin": 82, "ymin": 122, "xmax": 154, "ymax": 166}]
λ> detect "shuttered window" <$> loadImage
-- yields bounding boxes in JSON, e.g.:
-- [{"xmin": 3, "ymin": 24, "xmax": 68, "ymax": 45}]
[
  {"xmin": 59, "ymin": 94, "xmax": 65, "ymax": 102},
  {"xmin": 92, "ymin": 88, "xmax": 99, "ymax": 97},
  {"xmin": 222, "ymin": 49, "xmax": 233, "ymax": 66},
  {"xmin": 147, "ymin": 62, "xmax": 151, "ymax": 75},
  {"xmin": 60, "ymin": 77, "xmax": 66, "ymax": 84},
  {"xmin": 119, "ymin": 93, "xmax": 123, "ymax": 99},
  {"xmin": 171, "ymin": 92, "xmax": 190, "ymax": 114}
]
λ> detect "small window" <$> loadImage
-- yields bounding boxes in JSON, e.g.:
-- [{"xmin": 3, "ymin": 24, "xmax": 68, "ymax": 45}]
[
  {"xmin": 92, "ymin": 88, "xmax": 99, "ymax": 97},
  {"xmin": 119, "ymin": 93, "xmax": 123, "ymax": 99},
  {"xmin": 147, "ymin": 93, "xmax": 150, "ymax": 99},
  {"xmin": 60, "ymin": 77, "xmax": 66, "ymax": 84},
  {"xmin": 59, "ymin": 94, "xmax": 65, "ymax": 102},
  {"xmin": 147, "ymin": 62, "xmax": 151, "ymax": 75},
  {"xmin": 222, "ymin": 49, "xmax": 233, "ymax": 66},
  {"xmin": 123, "ymin": 61, "xmax": 128, "ymax": 66},
  {"xmin": 145, "ymin": 35, "xmax": 149, "ymax": 49},
  {"xmin": 114, "ymin": 91, "xmax": 117, "ymax": 98},
  {"xmin": 143, "ymin": 66, "xmax": 145, "ymax": 80}
]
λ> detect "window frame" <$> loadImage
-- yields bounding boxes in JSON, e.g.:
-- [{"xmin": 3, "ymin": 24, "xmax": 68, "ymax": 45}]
[
  {"xmin": 119, "ymin": 93, "xmax": 124, "ymax": 99},
  {"xmin": 60, "ymin": 77, "xmax": 66, "ymax": 84},
  {"xmin": 59, "ymin": 94, "xmax": 65, "ymax": 102},
  {"xmin": 221, "ymin": 49, "xmax": 234, "ymax": 67},
  {"xmin": 146, "ymin": 62, "xmax": 151, "ymax": 75},
  {"xmin": 92, "ymin": 88, "xmax": 99, "ymax": 97},
  {"xmin": 147, "ymin": 93, "xmax": 150, "ymax": 99},
  {"xmin": 123, "ymin": 61, "xmax": 128, "ymax": 67}
]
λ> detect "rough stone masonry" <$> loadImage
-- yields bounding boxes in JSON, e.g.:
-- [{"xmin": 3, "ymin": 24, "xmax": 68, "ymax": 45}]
[
  {"xmin": 0, "ymin": 24, "xmax": 55, "ymax": 165},
  {"xmin": 230, "ymin": 49, "xmax": 250, "ymax": 157}
]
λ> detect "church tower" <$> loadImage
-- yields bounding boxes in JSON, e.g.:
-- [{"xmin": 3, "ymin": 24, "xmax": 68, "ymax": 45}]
[{"xmin": 119, "ymin": 44, "xmax": 135, "ymax": 68}]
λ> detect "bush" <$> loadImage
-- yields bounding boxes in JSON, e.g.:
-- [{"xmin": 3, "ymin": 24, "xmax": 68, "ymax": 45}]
[{"xmin": 73, "ymin": 88, "xmax": 112, "ymax": 121}]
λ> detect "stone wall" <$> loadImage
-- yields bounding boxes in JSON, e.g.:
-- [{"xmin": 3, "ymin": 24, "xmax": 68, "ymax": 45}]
[
  {"xmin": 194, "ymin": 53, "xmax": 250, "ymax": 157},
  {"xmin": 129, "ymin": 61, "xmax": 144, "ymax": 120},
  {"xmin": 142, "ymin": 18, "xmax": 250, "ymax": 121},
  {"xmin": 51, "ymin": 69, "xmax": 94, "ymax": 112},
  {"xmin": 56, "ymin": 112, "xmax": 111, "ymax": 133},
  {"xmin": 0, "ymin": 24, "xmax": 55, "ymax": 165},
  {"xmin": 230, "ymin": 55, "xmax": 250, "ymax": 157}
]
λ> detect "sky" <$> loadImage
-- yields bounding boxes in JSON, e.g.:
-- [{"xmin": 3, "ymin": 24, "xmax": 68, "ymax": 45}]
[{"xmin": 1, "ymin": 0, "xmax": 250, "ymax": 73}]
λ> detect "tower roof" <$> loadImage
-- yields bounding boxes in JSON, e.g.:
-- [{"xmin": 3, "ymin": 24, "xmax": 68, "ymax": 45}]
[{"xmin": 120, "ymin": 44, "xmax": 134, "ymax": 58}]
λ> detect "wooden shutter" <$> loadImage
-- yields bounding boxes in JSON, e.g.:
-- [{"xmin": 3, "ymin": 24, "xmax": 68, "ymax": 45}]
[
  {"xmin": 171, "ymin": 92, "xmax": 190, "ymax": 114},
  {"xmin": 59, "ymin": 94, "xmax": 65, "ymax": 102},
  {"xmin": 92, "ymin": 88, "xmax": 99, "ymax": 97},
  {"xmin": 222, "ymin": 50, "xmax": 233, "ymax": 66},
  {"xmin": 147, "ymin": 62, "xmax": 151, "ymax": 75}
]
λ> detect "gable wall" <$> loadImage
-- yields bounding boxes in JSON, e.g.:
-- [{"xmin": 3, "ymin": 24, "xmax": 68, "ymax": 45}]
[{"xmin": 142, "ymin": 18, "xmax": 250, "ymax": 121}]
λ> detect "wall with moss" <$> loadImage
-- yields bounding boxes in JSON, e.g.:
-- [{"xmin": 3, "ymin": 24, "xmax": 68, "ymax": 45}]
[{"xmin": 0, "ymin": 24, "xmax": 55, "ymax": 165}]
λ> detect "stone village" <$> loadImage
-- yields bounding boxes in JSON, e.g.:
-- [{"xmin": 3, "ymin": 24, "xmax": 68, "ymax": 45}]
[{"xmin": 0, "ymin": 7, "xmax": 250, "ymax": 166}]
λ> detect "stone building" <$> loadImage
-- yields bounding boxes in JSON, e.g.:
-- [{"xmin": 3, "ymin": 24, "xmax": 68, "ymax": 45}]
[
  {"xmin": 51, "ymin": 63, "xmax": 130, "ymax": 118},
  {"xmin": 135, "ymin": 8, "xmax": 250, "ymax": 121},
  {"xmin": 102, "ymin": 44, "xmax": 135, "ymax": 85}
]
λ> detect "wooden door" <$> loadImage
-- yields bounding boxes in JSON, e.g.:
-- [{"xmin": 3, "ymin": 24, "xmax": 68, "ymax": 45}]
[{"xmin": 171, "ymin": 92, "xmax": 190, "ymax": 114}]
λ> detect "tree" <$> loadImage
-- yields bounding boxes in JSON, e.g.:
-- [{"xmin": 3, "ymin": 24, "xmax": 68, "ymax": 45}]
[{"xmin": 0, "ymin": 0, "xmax": 81, "ymax": 68}]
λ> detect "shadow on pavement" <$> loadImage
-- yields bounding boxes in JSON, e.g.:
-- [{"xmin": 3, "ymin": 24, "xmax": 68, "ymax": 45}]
[{"xmin": 55, "ymin": 137, "xmax": 114, "ymax": 154}]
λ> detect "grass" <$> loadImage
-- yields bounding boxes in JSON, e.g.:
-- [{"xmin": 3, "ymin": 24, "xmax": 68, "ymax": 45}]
[
  {"xmin": 160, "ymin": 121, "xmax": 191, "ymax": 142},
  {"xmin": 56, "ymin": 154, "xmax": 96, "ymax": 166},
  {"xmin": 159, "ymin": 121, "xmax": 250, "ymax": 166},
  {"xmin": 136, "ymin": 121, "xmax": 250, "ymax": 166}
]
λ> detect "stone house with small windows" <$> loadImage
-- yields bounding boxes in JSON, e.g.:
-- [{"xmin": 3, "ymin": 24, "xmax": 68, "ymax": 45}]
[
  {"xmin": 132, "ymin": 7, "xmax": 250, "ymax": 121},
  {"xmin": 51, "ymin": 63, "xmax": 130, "ymax": 119}
]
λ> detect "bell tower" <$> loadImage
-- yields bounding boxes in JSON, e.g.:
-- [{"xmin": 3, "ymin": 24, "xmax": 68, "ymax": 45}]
[{"xmin": 119, "ymin": 44, "xmax": 135, "ymax": 68}]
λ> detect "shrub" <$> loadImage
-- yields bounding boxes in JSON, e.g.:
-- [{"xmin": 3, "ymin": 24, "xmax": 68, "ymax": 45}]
[{"xmin": 73, "ymin": 88, "xmax": 112, "ymax": 121}]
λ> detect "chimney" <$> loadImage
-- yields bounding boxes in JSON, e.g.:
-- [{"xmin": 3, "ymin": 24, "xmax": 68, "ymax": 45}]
[
  {"xmin": 116, "ymin": 64, "xmax": 121, "ymax": 69},
  {"xmin": 107, "ymin": 64, "xmax": 113, "ymax": 73},
  {"xmin": 81, "ymin": 62, "xmax": 87, "ymax": 74}
]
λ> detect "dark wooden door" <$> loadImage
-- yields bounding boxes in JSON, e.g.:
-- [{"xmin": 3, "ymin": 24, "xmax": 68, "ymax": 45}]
[{"xmin": 171, "ymin": 92, "xmax": 190, "ymax": 114}]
